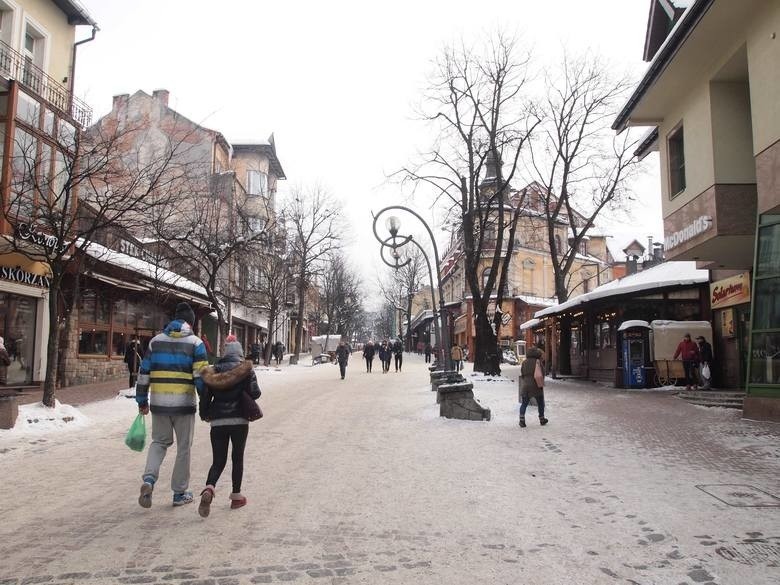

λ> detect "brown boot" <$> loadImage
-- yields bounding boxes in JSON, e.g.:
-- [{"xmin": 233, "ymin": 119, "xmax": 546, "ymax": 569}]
[
  {"xmin": 230, "ymin": 492, "xmax": 247, "ymax": 509},
  {"xmin": 198, "ymin": 486, "xmax": 214, "ymax": 518}
]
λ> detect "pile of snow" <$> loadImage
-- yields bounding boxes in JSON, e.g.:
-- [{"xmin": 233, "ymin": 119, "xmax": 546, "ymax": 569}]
[{"xmin": 9, "ymin": 400, "xmax": 90, "ymax": 433}]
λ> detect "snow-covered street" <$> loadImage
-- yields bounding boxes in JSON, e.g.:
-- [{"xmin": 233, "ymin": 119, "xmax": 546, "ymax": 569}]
[{"xmin": 1, "ymin": 354, "xmax": 779, "ymax": 585}]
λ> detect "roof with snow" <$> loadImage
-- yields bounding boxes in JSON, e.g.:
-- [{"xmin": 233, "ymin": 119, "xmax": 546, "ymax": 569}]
[
  {"xmin": 534, "ymin": 261, "xmax": 708, "ymax": 318},
  {"xmin": 80, "ymin": 240, "xmax": 209, "ymax": 302}
]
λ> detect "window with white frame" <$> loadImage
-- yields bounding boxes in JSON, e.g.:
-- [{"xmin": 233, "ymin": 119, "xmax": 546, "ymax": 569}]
[{"xmin": 246, "ymin": 170, "xmax": 267, "ymax": 197}]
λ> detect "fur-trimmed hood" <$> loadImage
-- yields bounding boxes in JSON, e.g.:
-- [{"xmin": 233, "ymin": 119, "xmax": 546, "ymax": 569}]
[{"xmin": 200, "ymin": 359, "xmax": 254, "ymax": 390}]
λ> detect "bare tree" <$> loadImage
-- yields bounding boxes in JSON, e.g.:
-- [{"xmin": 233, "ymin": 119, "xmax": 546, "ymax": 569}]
[
  {"xmin": 284, "ymin": 185, "xmax": 342, "ymax": 363},
  {"xmin": 400, "ymin": 34, "xmax": 539, "ymax": 374},
  {"xmin": 528, "ymin": 54, "xmax": 641, "ymax": 374},
  {"xmin": 377, "ymin": 245, "xmax": 428, "ymax": 350},
  {"xmin": 247, "ymin": 224, "xmax": 293, "ymax": 366},
  {"xmin": 159, "ymin": 174, "xmax": 274, "ymax": 353},
  {"xmin": 321, "ymin": 252, "xmax": 363, "ymax": 339},
  {"xmin": 4, "ymin": 115, "xmax": 197, "ymax": 406}
]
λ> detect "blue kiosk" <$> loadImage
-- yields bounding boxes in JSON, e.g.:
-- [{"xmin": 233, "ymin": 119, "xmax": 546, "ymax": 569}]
[{"xmin": 617, "ymin": 320, "xmax": 652, "ymax": 388}]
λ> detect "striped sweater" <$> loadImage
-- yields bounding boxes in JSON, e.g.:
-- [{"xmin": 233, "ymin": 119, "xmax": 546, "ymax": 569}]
[{"xmin": 135, "ymin": 320, "xmax": 209, "ymax": 415}]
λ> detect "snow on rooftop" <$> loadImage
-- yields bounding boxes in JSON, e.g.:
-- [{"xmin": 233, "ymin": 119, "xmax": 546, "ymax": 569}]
[
  {"xmin": 81, "ymin": 240, "xmax": 207, "ymax": 297},
  {"xmin": 534, "ymin": 261, "xmax": 708, "ymax": 318},
  {"xmin": 230, "ymin": 138, "xmax": 271, "ymax": 147}
]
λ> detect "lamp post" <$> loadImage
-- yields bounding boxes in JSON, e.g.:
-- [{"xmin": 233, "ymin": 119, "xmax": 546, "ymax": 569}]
[{"xmin": 372, "ymin": 206, "xmax": 452, "ymax": 370}]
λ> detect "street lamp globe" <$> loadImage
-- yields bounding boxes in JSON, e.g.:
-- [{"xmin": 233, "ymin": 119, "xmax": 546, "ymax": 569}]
[{"xmin": 386, "ymin": 216, "xmax": 401, "ymax": 236}]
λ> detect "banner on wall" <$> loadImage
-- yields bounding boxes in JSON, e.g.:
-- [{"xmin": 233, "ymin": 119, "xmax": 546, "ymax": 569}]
[{"xmin": 710, "ymin": 272, "xmax": 751, "ymax": 310}]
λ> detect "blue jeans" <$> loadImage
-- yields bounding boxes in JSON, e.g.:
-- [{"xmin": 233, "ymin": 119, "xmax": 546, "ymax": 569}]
[{"xmin": 520, "ymin": 394, "xmax": 545, "ymax": 418}]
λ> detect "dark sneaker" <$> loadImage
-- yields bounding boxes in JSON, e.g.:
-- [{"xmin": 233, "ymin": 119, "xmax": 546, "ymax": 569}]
[
  {"xmin": 138, "ymin": 482, "xmax": 154, "ymax": 508},
  {"xmin": 173, "ymin": 491, "xmax": 194, "ymax": 506},
  {"xmin": 519, "ymin": 417, "xmax": 526, "ymax": 428},
  {"xmin": 539, "ymin": 417, "xmax": 549, "ymax": 426}
]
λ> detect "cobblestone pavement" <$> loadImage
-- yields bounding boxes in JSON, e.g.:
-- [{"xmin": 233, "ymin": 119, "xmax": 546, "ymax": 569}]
[{"xmin": 1, "ymin": 355, "xmax": 779, "ymax": 584}]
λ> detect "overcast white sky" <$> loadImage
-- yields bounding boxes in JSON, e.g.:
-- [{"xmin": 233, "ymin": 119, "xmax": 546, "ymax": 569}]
[{"xmin": 75, "ymin": 0, "xmax": 663, "ymax": 288}]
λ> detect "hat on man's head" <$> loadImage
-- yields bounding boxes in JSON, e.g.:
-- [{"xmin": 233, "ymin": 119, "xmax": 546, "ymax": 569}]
[
  {"xmin": 696, "ymin": 335, "xmax": 705, "ymax": 341},
  {"xmin": 224, "ymin": 334, "xmax": 244, "ymax": 358},
  {"xmin": 174, "ymin": 302, "xmax": 196, "ymax": 325}
]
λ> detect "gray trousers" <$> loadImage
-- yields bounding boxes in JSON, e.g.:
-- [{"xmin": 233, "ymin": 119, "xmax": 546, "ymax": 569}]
[{"xmin": 143, "ymin": 413, "xmax": 195, "ymax": 493}]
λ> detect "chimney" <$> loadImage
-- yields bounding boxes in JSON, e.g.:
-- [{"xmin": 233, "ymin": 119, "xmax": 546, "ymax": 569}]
[
  {"xmin": 152, "ymin": 89, "xmax": 170, "ymax": 106},
  {"xmin": 112, "ymin": 94, "xmax": 129, "ymax": 110},
  {"xmin": 626, "ymin": 255, "xmax": 638, "ymax": 275},
  {"xmin": 647, "ymin": 236, "xmax": 653, "ymax": 260},
  {"xmin": 653, "ymin": 243, "xmax": 664, "ymax": 261}
]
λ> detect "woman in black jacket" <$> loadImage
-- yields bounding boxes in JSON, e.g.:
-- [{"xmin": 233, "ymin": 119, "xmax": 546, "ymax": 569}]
[{"xmin": 197, "ymin": 335, "xmax": 261, "ymax": 517}]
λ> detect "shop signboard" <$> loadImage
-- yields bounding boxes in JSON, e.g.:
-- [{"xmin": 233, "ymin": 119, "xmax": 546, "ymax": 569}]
[{"xmin": 710, "ymin": 272, "xmax": 751, "ymax": 310}]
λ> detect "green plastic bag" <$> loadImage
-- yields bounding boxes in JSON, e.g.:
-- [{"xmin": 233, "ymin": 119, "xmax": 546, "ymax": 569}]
[{"xmin": 125, "ymin": 413, "xmax": 147, "ymax": 452}]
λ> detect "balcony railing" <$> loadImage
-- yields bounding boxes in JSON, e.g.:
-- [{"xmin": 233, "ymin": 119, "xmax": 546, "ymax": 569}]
[{"xmin": 0, "ymin": 40, "xmax": 92, "ymax": 127}]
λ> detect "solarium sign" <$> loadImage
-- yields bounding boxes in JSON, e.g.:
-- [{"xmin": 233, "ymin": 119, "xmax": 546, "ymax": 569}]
[{"xmin": 664, "ymin": 215, "xmax": 713, "ymax": 250}]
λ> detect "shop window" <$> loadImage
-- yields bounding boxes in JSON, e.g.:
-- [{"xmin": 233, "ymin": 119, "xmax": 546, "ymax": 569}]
[
  {"xmin": 112, "ymin": 298, "xmax": 127, "ymax": 327},
  {"xmin": 0, "ymin": 293, "xmax": 37, "ymax": 385},
  {"xmin": 749, "ymin": 215, "xmax": 780, "ymax": 386},
  {"xmin": 79, "ymin": 289, "xmax": 97, "ymax": 322},
  {"xmin": 668, "ymin": 125, "xmax": 686, "ymax": 197},
  {"xmin": 112, "ymin": 332, "xmax": 127, "ymax": 357},
  {"xmin": 749, "ymin": 332, "xmax": 780, "ymax": 385},
  {"xmin": 79, "ymin": 329, "xmax": 108, "ymax": 355}
]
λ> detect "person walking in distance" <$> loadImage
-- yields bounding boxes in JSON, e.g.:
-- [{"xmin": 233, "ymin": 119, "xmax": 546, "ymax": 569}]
[
  {"xmin": 696, "ymin": 335, "xmax": 714, "ymax": 389},
  {"xmin": 336, "ymin": 341, "xmax": 350, "ymax": 380},
  {"xmin": 451, "ymin": 344, "xmax": 463, "ymax": 372},
  {"xmin": 136, "ymin": 302, "xmax": 209, "ymax": 508},
  {"xmin": 393, "ymin": 339, "xmax": 404, "ymax": 372},
  {"xmin": 124, "ymin": 338, "xmax": 142, "ymax": 388},
  {"xmin": 197, "ymin": 335, "xmax": 261, "ymax": 517},
  {"xmin": 518, "ymin": 346, "xmax": 548, "ymax": 428},
  {"xmin": 363, "ymin": 341, "xmax": 375, "ymax": 372},
  {"xmin": 673, "ymin": 332, "xmax": 700, "ymax": 391},
  {"xmin": 424, "ymin": 343, "xmax": 432, "ymax": 364}
]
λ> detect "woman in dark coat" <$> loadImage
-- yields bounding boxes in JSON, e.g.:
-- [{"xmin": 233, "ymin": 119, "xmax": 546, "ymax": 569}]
[
  {"xmin": 518, "ymin": 346, "xmax": 548, "ymax": 428},
  {"xmin": 197, "ymin": 335, "xmax": 261, "ymax": 517},
  {"xmin": 363, "ymin": 341, "xmax": 375, "ymax": 372}
]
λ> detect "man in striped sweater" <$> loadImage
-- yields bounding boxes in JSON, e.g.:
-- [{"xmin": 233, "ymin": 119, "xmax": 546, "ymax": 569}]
[{"xmin": 136, "ymin": 302, "xmax": 209, "ymax": 508}]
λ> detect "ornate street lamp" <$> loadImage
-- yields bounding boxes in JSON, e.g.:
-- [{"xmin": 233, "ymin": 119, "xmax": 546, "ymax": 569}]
[{"xmin": 372, "ymin": 206, "xmax": 452, "ymax": 370}]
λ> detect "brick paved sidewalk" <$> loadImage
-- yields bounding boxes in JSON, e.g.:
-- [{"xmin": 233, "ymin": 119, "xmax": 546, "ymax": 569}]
[{"xmin": 14, "ymin": 377, "xmax": 128, "ymax": 407}]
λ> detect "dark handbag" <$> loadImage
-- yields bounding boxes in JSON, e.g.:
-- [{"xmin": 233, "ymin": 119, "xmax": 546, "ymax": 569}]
[{"xmin": 239, "ymin": 388, "xmax": 262, "ymax": 421}]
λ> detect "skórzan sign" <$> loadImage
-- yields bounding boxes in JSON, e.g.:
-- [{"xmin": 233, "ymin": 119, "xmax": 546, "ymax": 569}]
[{"xmin": 0, "ymin": 266, "xmax": 51, "ymax": 288}]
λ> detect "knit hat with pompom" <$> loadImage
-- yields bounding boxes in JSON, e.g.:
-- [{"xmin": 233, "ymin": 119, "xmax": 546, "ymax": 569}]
[{"xmin": 224, "ymin": 334, "xmax": 244, "ymax": 358}]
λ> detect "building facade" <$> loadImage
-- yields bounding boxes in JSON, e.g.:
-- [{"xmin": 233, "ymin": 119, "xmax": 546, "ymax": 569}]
[
  {"xmin": 0, "ymin": 0, "xmax": 95, "ymax": 386},
  {"xmin": 614, "ymin": 0, "xmax": 780, "ymax": 420},
  {"xmin": 90, "ymin": 90, "xmax": 288, "ymax": 358}
]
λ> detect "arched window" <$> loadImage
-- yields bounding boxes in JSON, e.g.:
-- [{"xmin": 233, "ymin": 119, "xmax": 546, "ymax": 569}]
[
  {"xmin": 522, "ymin": 258, "xmax": 535, "ymax": 294},
  {"xmin": 482, "ymin": 267, "xmax": 492, "ymax": 288},
  {"xmin": 554, "ymin": 234, "xmax": 562, "ymax": 254}
]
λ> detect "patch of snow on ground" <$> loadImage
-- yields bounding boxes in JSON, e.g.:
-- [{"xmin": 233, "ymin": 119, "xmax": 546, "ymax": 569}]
[{"xmin": 8, "ymin": 400, "xmax": 90, "ymax": 434}]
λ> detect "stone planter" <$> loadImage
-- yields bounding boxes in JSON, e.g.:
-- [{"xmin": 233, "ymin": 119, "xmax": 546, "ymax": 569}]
[
  {"xmin": 430, "ymin": 370, "xmax": 464, "ymax": 393},
  {"xmin": 0, "ymin": 395, "xmax": 18, "ymax": 429},
  {"xmin": 438, "ymin": 382, "xmax": 491, "ymax": 421}
]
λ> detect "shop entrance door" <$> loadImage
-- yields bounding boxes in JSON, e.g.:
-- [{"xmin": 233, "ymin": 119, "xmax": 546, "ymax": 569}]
[{"xmin": 0, "ymin": 293, "xmax": 38, "ymax": 386}]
